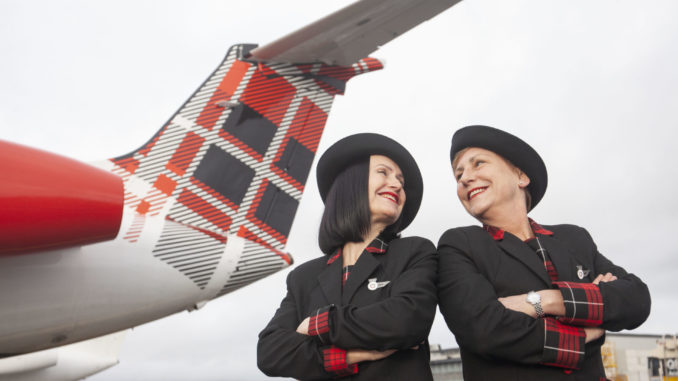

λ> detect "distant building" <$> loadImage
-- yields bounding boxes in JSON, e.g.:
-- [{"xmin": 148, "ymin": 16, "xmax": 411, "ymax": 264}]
[
  {"xmin": 429, "ymin": 344, "xmax": 463, "ymax": 381},
  {"xmin": 430, "ymin": 333, "xmax": 677, "ymax": 381},
  {"xmin": 603, "ymin": 333, "xmax": 678, "ymax": 381}
]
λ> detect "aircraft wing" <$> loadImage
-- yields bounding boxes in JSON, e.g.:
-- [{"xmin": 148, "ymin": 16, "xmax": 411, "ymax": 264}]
[{"xmin": 250, "ymin": 0, "xmax": 462, "ymax": 65}]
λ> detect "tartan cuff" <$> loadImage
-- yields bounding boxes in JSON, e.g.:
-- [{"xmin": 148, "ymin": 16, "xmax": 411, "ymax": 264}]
[
  {"xmin": 308, "ymin": 305, "xmax": 333, "ymax": 344},
  {"xmin": 322, "ymin": 346, "xmax": 359, "ymax": 377},
  {"xmin": 541, "ymin": 317, "xmax": 586, "ymax": 369},
  {"xmin": 553, "ymin": 281, "xmax": 603, "ymax": 326}
]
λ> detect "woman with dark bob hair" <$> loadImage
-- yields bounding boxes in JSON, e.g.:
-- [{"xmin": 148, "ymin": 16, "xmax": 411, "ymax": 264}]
[
  {"xmin": 437, "ymin": 125, "xmax": 651, "ymax": 381},
  {"xmin": 258, "ymin": 133, "xmax": 437, "ymax": 380}
]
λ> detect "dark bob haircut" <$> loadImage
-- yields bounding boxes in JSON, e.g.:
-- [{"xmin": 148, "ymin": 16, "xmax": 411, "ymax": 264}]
[{"xmin": 318, "ymin": 157, "xmax": 402, "ymax": 255}]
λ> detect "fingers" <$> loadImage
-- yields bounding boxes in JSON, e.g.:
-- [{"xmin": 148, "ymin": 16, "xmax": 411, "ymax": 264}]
[
  {"xmin": 348, "ymin": 349, "xmax": 398, "ymax": 364},
  {"xmin": 592, "ymin": 272, "xmax": 617, "ymax": 285},
  {"xmin": 373, "ymin": 349, "xmax": 397, "ymax": 360},
  {"xmin": 584, "ymin": 327, "xmax": 605, "ymax": 343},
  {"xmin": 296, "ymin": 317, "xmax": 310, "ymax": 335}
]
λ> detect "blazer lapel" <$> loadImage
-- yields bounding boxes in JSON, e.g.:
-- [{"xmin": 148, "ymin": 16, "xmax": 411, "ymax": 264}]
[
  {"xmin": 539, "ymin": 234, "xmax": 576, "ymax": 281},
  {"xmin": 497, "ymin": 233, "xmax": 552, "ymax": 287},
  {"xmin": 317, "ymin": 258, "xmax": 343, "ymax": 306},
  {"xmin": 341, "ymin": 252, "xmax": 380, "ymax": 305}
]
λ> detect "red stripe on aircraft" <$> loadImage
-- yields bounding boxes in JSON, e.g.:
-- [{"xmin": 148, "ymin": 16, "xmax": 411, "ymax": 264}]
[
  {"xmin": 245, "ymin": 179, "xmax": 287, "ymax": 244},
  {"xmin": 167, "ymin": 131, "xmax": 205, "ymax": 176},
  {"xmin": 111, "ymin": 157, "xmax": 140, "ymax": 175},
  {"xmin": 217, "ymin": 129, "xmax": 264, "ymax": 163},
  {"xmin": 177, "ymin": 188, "xmax": 232, "ymax": 233},
  {"xmin": 189, "ymin": 177, "xmax": 239, "ymax": 213},
  {"xmin": 138, "ymin": 127, "xmax": 166, "ymax": 157},
  {"xmin": 288, "ymin": 97, "xmax": 327, "ymax": 153},
  {"xmin": 269, "ymin": 163, "xmax": 304, "ymax": 192},
  {"xmin": 237, "ymin": 226, "xmax": 292, "ymax": 265},
  {"xmin": 196, "ymin": 60, "xmax": 251, "ymax": 131},
  {"xmin": 239, "ymin": 66, "xmax": 295, "ymax": 127}
]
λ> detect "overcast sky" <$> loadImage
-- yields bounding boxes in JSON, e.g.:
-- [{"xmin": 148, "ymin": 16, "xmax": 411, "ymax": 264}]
[{"xmin": 1, "ymin": 0, "xmax": 677, "ymax": 380}]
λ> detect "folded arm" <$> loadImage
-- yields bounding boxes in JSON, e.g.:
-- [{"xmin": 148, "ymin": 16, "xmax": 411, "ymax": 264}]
[
  {"xmin": 438, "ymin": 229, "xmax": 591, "ymax": 369},
  {"xmin": 257, "ymin": 273, "xmax": 357, "ymax": 379},
  {"xmin": 305, "ymin": 238, "xmax": 438, "ymax": 350}
]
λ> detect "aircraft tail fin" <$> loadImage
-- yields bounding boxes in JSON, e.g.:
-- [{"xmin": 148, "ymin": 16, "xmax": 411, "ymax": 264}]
[{"xmin": 108, "ymin": 44, "xmax": 382, "ymax": 283}]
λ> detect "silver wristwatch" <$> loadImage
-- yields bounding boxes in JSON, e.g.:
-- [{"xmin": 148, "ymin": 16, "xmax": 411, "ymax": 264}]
[{"xmin": 526, "ymin": 291, "xmax": 544, "ymax": 318}]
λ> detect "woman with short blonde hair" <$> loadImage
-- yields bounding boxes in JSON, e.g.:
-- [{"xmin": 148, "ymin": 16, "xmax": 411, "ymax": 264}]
[{"xmin": 438, "ymin": 125, "xmax": 651, "ymax": 381}]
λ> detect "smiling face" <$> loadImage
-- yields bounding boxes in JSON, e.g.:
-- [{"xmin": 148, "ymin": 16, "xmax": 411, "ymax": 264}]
[
  {"xmin": 453, "ymin": 147, "xmax": 530, "ymax": 223},
  {"xmin": 368, "ymin": 154, "xmax": 406, "ymax": 231}
]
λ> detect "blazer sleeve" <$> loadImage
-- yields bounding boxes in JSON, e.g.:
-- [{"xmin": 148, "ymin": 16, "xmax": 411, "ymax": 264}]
[
  {"xmin": 437, "ymin": 228, "xmax": 547, "ymax": 364},
  {"xmin": 324, "ymin": 238, "xmax": 438, "ymax": 350},
  {"xmin": 578, "ymin": 226, "xmax": 651, "ymax": 331},
  {"xmin": 258, "ymin": 270, "xmax": 348, "ymax": 380}
]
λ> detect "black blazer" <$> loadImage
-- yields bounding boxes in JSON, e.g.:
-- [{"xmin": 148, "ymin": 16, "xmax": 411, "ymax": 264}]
[
  {"xmin": 437, "ymin": 224, "xmax": 651, "ymax": 381},
  {"xmin": 258, "ymin": 237, "xmax": 437, "ymax": 380}
]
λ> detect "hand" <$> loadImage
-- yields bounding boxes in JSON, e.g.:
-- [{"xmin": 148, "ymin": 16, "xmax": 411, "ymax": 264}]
[
  {"xmin": 499, "ymin": 290, "xmax": 565, "ymax": 317},
  {"xmin": 592, "ymin": 272, "xmax": 617, "ymax": 285},
  {"xmin": 498, "ymin": 294, "xmax": 535, "ymax": 318},
  {"xmin": 346, "ymin": 349, "xmax": 397, "ymax": 364},
  {"xmin": 584, "ymin": 327, "xmax": 605, "ymax": 343},
  {"xmin": 296, "ymin": 317, "xmax": 310, "ymax": 335}
]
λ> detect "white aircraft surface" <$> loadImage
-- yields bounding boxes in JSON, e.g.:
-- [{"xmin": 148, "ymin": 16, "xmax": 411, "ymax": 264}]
[{"xmin": 0, "ymin": 0, "xmax": 462, "ymax": 379}]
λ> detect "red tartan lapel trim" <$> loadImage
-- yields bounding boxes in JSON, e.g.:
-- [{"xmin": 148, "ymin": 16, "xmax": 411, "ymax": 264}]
[{"xmin": 483, "ymin": 218, "xmax": 553, "ymax": 241}]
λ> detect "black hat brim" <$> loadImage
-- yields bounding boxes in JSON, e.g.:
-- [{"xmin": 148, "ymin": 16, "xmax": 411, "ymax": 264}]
[
  {"xmin": 450, "ymin": 125, "xmax": 548, "ymax": 210},
  {"xmin": 317, "ymin": 133, "xmax": 423, "ymax": 231}
]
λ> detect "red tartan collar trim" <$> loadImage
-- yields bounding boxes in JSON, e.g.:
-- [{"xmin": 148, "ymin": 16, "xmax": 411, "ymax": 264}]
[
  {"xmin": 483, "ymin": 225, "xmax": 505, "ymax": 240},
  {"xmin": 327, "ymin": 249, "xmax": 342, "ymax": 265},
  {"xmin": 483, "ymin": 218, "xmax": 553, "ymax": 241},
  {"xmin": 326, "ymin": 238, "xmax": 388, "ymax": 265}
]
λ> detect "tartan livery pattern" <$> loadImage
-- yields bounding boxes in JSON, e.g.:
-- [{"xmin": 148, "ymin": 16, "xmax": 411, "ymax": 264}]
[
  {"xmin": 153, "ymin": 219, "xmax": 225, "ymax": 288},
  {"xmin": 108, "ymin": 43, "xmax": 383, "ymax": 288},
  {"xmin": 552, "ymin": 281, "xmax": 604, "ymax": 326},
  {"xmin": 321, "ymin": 346, "xmax": 358, "ymax": 377},
  {"xmin": 217, "ymin": 226, "xmax": 292, "ymax": 296},
  {"xmin": 123, "ymin": 214, "xmax": 146, "ymax": 243},
  {"xmin": 542, "ymin": 318, "xmax": 586, "ymax": 369}
]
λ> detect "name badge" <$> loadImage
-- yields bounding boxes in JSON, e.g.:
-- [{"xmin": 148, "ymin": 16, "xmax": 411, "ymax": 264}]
[{"xmin": 367, "ymin": 278, "xmax": 390, "ymax": 291}]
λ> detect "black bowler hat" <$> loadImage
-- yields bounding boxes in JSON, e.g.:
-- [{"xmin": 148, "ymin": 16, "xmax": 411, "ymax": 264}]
[
  {"xmin": 316, "ymin": 133, "xmax": 423, "ymax": 231},
  {"xmin": 450, "ymin": 125, "xmax": 548, "ymax": 210}
]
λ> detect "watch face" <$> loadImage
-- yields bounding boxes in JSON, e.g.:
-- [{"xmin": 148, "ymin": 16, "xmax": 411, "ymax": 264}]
[{"xmin": 527, "ymin": 292, "xmax": 540, "ymax": 304}]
